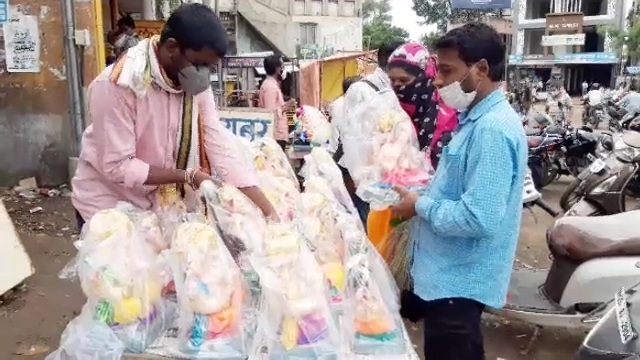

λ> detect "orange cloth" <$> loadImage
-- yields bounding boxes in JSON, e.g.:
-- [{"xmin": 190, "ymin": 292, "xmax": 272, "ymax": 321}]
[{"xmin": 367, "ymin": 209, "xmax": 393, "ymax": 258}]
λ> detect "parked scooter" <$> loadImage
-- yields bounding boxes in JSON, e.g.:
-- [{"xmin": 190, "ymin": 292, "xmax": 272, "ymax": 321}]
[
  {"xmin": 489, "ymin": 210, "xmax": 640, "ymax": 329},
  {"xmin": 575, "ymin": 283, "xmax": 640, "ymax": 359},
  {"xmin": 559, "ymin": 131, "xmax": 640, "ymax": 214}
]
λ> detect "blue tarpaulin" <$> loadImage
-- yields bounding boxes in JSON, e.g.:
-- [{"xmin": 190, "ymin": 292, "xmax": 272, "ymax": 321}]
[{"xmin": 450, "ymin": 0, "xmax": 512, "ymax": 9}]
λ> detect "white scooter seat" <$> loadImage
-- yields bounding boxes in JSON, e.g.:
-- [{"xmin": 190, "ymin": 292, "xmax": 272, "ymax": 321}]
[{"xmin": 548, "ymin": 210, "xmax": 640, "ymax": 262}]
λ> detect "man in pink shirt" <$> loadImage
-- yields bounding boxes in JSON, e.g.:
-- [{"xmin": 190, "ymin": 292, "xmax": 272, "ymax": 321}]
[
  {"xmin": 259, "ymin": 55, "xmax": 296, "ymax": 150},
  {"xmin": 72, "ymin": 4, "xmax": 276, "ymax": 227}
]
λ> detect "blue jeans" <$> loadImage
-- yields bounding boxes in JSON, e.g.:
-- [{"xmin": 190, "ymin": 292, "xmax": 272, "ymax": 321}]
[{"xmin": 350, "ymin": 191, "xmax": 369, "ymax": 230}]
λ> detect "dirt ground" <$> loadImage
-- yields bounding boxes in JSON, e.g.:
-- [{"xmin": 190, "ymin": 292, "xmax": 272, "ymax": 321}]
[{"xmin": 0, "ymin": 102, "xmax": 590, "ymax": 360}]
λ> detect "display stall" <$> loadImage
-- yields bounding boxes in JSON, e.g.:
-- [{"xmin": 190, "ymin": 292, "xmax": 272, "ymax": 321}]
[{"xmin": 47, "ymin": 139, "xmax": 421, "ymax": 360}]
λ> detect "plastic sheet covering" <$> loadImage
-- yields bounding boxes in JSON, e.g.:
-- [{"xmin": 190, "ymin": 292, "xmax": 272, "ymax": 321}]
[
  {"xmin": 59, "ymin": 206, "xmax": 175, "ymax": 354},
  {"xmin": 294, "ymin": 105, "xmax": 332, "ymax": 146},
  {"xmin": 170, "ymin": 217, "xmax": 253, "ymax": 359},
  {"xmin": 338, "ymin": 210, "xmax": 405, "ymax": 355},
  {"xmin": 251, "ymin": 137, "xmax": 300, "ymax": 190},
  {"xmin": 340, "ymin": 73, "xmax": 431, "ymax": 210},
  {"xmin": 45, "ymin": 314, "xmax": 125, "ymax": 360},
  {"xmin": 300, "ymin": 175, "xmax": 348, "ymax": 308},
  {"xmin": 300, "ymin": 147, "xmax": 358, "ymax": 216},
  {"xmin": 250, "ymin": 223, "xmax": 342, "ymax": 359}
]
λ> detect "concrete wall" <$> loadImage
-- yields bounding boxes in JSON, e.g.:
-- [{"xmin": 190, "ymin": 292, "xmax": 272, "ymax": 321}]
[
  {"xmin": 291, "ymin": 15, "xmax": 362, "ymax": 52},
  {"xmin": 0, "ymin": 0, "xmax": 98, "ymax": 186}
]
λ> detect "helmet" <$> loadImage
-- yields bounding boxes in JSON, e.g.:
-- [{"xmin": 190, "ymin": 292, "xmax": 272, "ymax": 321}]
[{"xmin": 592, "ymin": 83, "xmax": 600, "ymax": 90}]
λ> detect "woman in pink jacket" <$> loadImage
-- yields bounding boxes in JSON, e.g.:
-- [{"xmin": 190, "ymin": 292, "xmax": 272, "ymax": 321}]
[{"xmin": 386, "ymin": 43, "xmax": 458, "ymax": 169}]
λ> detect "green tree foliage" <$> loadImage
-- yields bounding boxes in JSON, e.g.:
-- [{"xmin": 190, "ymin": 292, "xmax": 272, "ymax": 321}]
[
  {"xmin": 598, "ymin": 20, "xmax": 640, "ymax": 65},
  {"xmin": 362, "ymin": 0, "xmax": 409, "ymax": 52},
  {"xmin": 420, "ymin": 31, "xmax": 442, "ymax": 49},
  {"xmin": 412, "ymin": 0, "xmax": 498, "ymax": 33}
]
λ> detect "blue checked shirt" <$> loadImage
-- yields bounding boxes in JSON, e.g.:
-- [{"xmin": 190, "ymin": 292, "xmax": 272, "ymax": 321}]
[{"xmin": 411, "ymin": 89, "xmax": 528, "ymax": 309}]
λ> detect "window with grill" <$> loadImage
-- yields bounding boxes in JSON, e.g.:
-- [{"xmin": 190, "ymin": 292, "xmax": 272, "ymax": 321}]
[{"xmin": 299, "ymin": 23, "xmax": 318, "ymax": 45}]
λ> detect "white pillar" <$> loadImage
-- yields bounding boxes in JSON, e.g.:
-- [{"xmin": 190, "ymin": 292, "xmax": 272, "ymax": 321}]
[{"xmin": 143, "ymin": 0, "xmax": 155, "ymax": 20}]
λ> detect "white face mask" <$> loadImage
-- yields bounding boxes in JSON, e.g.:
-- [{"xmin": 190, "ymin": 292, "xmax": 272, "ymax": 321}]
[{"xmin": 438, "ymin": 71, "xmax": 479, "ymax": 112}]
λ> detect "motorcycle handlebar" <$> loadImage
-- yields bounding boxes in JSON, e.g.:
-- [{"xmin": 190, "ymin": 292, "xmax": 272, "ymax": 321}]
[{"xmin": 533, "ymin": 198, "xmax": 560, "ymax": 217}]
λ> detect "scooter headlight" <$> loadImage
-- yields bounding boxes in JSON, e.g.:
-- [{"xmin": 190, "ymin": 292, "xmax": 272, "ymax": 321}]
[{"xmin": 591, "ymin": 176, "xmax": 617, "ymax": 194}]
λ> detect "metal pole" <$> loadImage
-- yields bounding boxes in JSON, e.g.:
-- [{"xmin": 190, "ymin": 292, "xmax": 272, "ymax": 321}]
[
  {"xmin": 61, "ymin": 0, "xmax": 84, "ymax": 157},
  {"xmin": 215, "ymin": 0, "xmax": 225, "ymax": 106}
]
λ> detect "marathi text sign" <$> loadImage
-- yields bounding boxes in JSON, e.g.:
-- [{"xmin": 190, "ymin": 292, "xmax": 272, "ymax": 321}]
[
  {"xmin": 219, "ymin": 108, "xmax": 275, "ymax": 142},
  {"xmin": 450, "ymin": 0, "xmax": 512, "ymax": 9},
  {"xmin": 541, "ymin": 34, "xmax": 585, "ymax": 46},
  {"xmin": 546, "ymin": 13, "xmax": 584, "ymax": 32}
]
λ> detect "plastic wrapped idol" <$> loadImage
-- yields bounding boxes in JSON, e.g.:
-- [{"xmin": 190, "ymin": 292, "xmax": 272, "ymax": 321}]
[
  {"xmin": 300, "ymin": 147, "xmax": 359, "ymax": 217},
  {"xmin": 74, "ymin": 207, "xmax": 174, "ymax": 353},
  {"xmin": 251, "ymin": 137, "xmax": 300, "ymax": 189},
  {"xmin": 200, "ymin": 180, "xmax": 265, "ymax": 298},
  {"xmin": 251, "ymin": 223, "xmax": 342, "ymax": 359},
  {"xmin": 338, "ymin": 210, "xmax": 406, "ymax": 355},
  {"xmin": 292, "ymin": 105, "xmax": 332, "ymax": 150},
  {"xmin": 171, "ymin": 218, "xmax": 252, "ymax": 359},
  {"xmin": 341, "ymin": 88, "xmax": 432, "ymax": 210},
  {"xmin": 300, "ymin": 175, "xmax": 347, "ymax": 308}
]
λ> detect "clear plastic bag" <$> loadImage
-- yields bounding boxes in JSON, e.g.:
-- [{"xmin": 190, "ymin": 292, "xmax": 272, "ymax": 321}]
[
  {"xmin": 341, "ymin": 88, "xmax": 432, "ymax": 210},
  {"xmin": 338, "ymin": 210, "xmax": 406, "ymax": 355},
  {"xmin": 170, "ymin": 218, "xmax": 253, "ymax": 358},
  {"xmin": 259, "ymin": 174, "xmax": 301, "ymax": 222},
  {"xmin": 74, "ymin": 207, "xmax": 174, "ymax": 353},
  {"xmin": 200, "ymin": 180, "xmax": 266, "ymax": 305},
  {"xmin": 250, "ymin": 223, "xmax": 342, "ymax": 359},
  {"xmin": 251, "ymin": 137, "xmax": 300, "ymax": 190},
  {"xmin": 45, "ymin": 311, "xmax": 125, "ymax": 360},
  {"xmin": 294, "ymin": 105, "xmax": 332, "ymax": 147},
  {"xmin": 300, "ymin": 147, "xmax": 358, "ymax": 216},
  {"xmin": 300, "ymin": 176, "xmax": 347, "ymax": 308}
]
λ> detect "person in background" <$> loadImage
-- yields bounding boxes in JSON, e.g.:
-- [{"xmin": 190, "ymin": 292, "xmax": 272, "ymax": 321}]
[
  {"xmin": 617, "ymin": 84, "xmax": 640, "ymax": 112},
  {"xmin": 107, "ymin": 14, "xmax": 140, "ymax": 61},
  {"xmin": 546, "ymin": 85, "xmax": 573, "ymax": 123},
  {"xmin": 72, "ymin": 4, "xmax": 277, "ymax": 228},
  {"xmin": 386, "ymin": 42, "xmax": 457, "ymax": 169},
  {"xmin": 328, "ymin": 76, "xmax": 361, "ymax": 155},
  {"xmin": 259, "ymin": 54, "xmax": 296, "ymax": 151},
  {"xmin": 582, "ymin": 80, "xmax": 589, "ymax": 96},
  {"xmin": 391, "ymin": 23, "xmax": 527, "ymax": 360},
  {"xmin": 583, "ymin": 83, "xmax": 603, "ymax": 123}
]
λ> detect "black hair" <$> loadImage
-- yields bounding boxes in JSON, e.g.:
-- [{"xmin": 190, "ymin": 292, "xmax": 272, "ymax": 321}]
[
  {"xmin": 117, "ymin": 14, "xmax": 136, "ymax": 29},
  {"xmin": 160, "ymin": 3, "xmax": 228, "ymax": 57},
  {"xmin": 263, "ymin": 55, "xmax": 283, "ymax": 76},
  {"xmin": 435, "ymin": 22, "xmax": 506, "ymax": 82},
  {"xmin": 343, "ymin": 76, "xmax": 361, "ymax": 93}
]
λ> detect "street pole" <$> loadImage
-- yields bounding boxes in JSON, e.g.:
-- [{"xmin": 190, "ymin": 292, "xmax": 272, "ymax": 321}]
[{"xmin": 215, "ymin": 0, "xmax": 225, "ymax": 106}]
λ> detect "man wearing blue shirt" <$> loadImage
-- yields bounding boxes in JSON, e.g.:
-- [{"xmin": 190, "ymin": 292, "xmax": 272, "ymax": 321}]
[{"xmin": 392, "ymin": 23, "xmax": 527, "ymax": 360}]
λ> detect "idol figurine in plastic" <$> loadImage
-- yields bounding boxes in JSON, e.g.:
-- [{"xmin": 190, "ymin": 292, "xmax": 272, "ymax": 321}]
[
  {"xmin": 79, "ymin": 208, "xmax": 167, "ymax": 353},
  {"xmin": 172, "ymin": 220, "xmax": 248, "ymax": 358},
  {"xmin": 256, "ymin": 223, "xmax": 341, "ymax": 359}
]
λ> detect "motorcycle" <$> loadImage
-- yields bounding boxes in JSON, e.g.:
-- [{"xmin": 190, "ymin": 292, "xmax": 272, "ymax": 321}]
[
  {"xmin": 529, "ymin": 116, "xmax": 602, "ymax": 187},
  {"xmin": 585, "ymin": 104, "xmax": 606, "ymax": 129},
  {"xmin": 605, "ymin": 100, "xmax": 627, "ymax": 131},
  {"xmin": 527, "ymin": 129, "xmax": 565, "ymax": 190},
  {"xmin": 575, "ymin": 283, "xmax": 640, "ymax": 359},
  {"xmin": 559, "ymin": 131, "xmax": 640, "ymax": 214},
  {"xmin": 489, "ymin": 209, "xmax": 640, "ymax": 329}
]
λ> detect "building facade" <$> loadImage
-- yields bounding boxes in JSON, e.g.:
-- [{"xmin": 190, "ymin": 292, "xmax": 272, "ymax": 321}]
[{"xmin": 509, "ymin": 0, "xmax": 627, "ymax": 92}]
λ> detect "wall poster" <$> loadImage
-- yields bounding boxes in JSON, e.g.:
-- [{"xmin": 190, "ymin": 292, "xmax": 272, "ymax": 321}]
[{"xmin": 4, "ymin": 14, "xmax": 39, "ymax": 72}]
